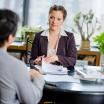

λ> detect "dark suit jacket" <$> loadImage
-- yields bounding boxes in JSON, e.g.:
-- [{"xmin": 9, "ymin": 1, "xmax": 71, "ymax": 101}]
[{"xmin": 30, "ymin": 30, "xmax": 77, "ymax": 70}]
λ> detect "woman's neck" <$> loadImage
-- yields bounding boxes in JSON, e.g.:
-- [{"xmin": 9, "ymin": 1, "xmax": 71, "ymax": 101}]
[{"xmin": 49, "ymin": 29, "xmax": 60, "ymax": 36}]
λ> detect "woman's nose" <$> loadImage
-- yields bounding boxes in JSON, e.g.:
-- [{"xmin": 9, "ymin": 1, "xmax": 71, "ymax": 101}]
[{"xmin": 52, "ymin": 18, "xmax": 57, "ymax": 24}]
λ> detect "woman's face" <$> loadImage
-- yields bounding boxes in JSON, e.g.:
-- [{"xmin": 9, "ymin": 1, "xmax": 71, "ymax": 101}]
[{"xmin": 49, "ymin": 10, "xmax": 64, "ymax": 31}]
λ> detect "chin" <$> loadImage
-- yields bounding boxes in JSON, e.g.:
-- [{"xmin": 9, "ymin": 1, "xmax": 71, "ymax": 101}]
[{"xmin": 50, "ymin": 27, "xmax": 58, "ymax": 31}]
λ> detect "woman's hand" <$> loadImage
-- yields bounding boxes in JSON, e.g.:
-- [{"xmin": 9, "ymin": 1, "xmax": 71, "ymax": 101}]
[
  {"xmin": 44, "ymin": 55, "xmax": 59, "ymax": 63},
  {"xmin": 34, "ymin": 56, "xmax": 44, "ymax": 65}
]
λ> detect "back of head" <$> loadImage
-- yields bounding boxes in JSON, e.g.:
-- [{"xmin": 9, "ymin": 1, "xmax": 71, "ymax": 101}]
[{"xmin": 0, "ymin": 9, "xmax": 19, "ymax": 46}]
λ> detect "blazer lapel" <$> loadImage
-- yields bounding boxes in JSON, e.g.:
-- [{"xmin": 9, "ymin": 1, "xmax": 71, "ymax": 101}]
[
  {"xmin": 57, "ymin": 36, "xmax": 66, "ymax": 55},
  {"xmin": 40, "ymin": 36, "xmax": 48, "ymax": 55}
]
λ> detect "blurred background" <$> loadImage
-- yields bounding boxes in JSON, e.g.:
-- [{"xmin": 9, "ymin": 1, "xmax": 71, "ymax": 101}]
[{"xmin": 0, "ymin": 0, "xmax": 104, "ymax": 46}]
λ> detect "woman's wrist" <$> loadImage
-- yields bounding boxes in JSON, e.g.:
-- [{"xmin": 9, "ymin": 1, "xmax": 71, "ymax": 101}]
[{"xmin": 56, "ymin": 55, "xmax": 59, "ymax": 61}]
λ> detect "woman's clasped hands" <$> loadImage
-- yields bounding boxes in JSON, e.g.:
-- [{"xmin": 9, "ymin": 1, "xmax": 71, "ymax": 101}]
[{"xmin": 34, "ymin": 55, "xmax": 59, "ymax": 65}]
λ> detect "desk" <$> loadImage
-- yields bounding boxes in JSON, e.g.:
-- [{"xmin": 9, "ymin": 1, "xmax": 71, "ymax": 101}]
[
  {"xmin": 7, "ymin": 42, "xmax": 31, "ymax": 61},
  {"xmin": 41, "ymin": 76, "xmax": 104, "ymax": 104},
  {"xmin": 8, "ymin": 42, "xmax": 31, "ymax": 52},
  {"xmin": 77, "ymin": 48, "xmax": 100, "ymax": 66},
  {"xmin": 8, "ymin": 42, "xmax": 101, "ymax": 65}
]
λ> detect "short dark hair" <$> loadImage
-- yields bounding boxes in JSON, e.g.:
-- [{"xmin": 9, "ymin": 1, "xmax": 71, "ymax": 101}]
[
  {"xmin": 49, "ymin": 5, "xmax": 67, "ymax": 20},
  {"xmin": 0, "ymin": 9, "xmax": 19, "ymax": 46}
]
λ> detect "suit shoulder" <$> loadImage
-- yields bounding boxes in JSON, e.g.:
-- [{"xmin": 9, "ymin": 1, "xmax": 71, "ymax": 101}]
[
  {"xmin": 33, "ymin": 31, "xmax": 44, "ymax": 41},
  {"xmin": 65, "ymin": 31, "xmax": 74, "ymax": 36},
  {"xmin": 65, "ymin": 31, "xmax": 74, "ymax": 38},
  {"xmin": 35, "ymin": 31, "xmax": 44, "ymax": 36}
]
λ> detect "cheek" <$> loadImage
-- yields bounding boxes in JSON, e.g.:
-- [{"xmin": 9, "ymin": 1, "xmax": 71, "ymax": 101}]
[
  {"xmin": 49, "ymin": 19, "xmax": 52, "ymax": 23},
  {"xmin": 61, "ymin": 19, "xmax": 64, "ymax": 24},
  {"xmin": 58, "ymin": 21, "xmax": 64, "ymax": 26},
  {"xmin": 49, "ymin": 19, "xmax": 54, "ymax": 24},
  {"xmin": 48, "ymin": 19, "xmax": 52, "ymax": 25}
]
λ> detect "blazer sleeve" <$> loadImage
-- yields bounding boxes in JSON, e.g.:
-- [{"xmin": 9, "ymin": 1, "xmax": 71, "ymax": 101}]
[{"xmin": 58, "ymin": 33, "xmax": 77, "ymax": 68}]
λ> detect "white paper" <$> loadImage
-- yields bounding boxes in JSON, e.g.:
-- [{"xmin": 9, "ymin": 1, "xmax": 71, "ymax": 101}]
[
  {"xmin": 75, "ymin": 66, "xmax": 104, "ymax": 79},
  {"xmin": 35, "ymin": 59, "xmax": 68, "ymax": 75},
  {"xmin": 43, "ymin": 74, "xmax": 80, "ymax": 83}
]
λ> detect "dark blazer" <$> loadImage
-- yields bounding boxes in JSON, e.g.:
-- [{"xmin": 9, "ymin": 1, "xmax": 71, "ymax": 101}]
[{"xmin": 30, "ymin": 30, "xmax": 77, "ymax": 70}]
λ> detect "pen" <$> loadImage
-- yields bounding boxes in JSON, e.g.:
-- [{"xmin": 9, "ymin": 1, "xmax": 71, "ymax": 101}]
[{"xmin": 46, "ymin": 83, "xmax": 57, "ymax": 87}]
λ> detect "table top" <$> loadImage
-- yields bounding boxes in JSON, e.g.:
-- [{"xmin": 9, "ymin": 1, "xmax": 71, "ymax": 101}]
[
  {"xmin": 42, "ymin": 66, "xmax": 104, "ymax": 104},
  {"xmin": 45, "ymin": 80, "xmax": 104, "ymax": 94},
  {"xmin": 45, "ymin": 70, "xmax": 104, "ymax": 95},
  {"xmin": 44, "ymin": 80, "xmax": 104, "ymax": 104}
]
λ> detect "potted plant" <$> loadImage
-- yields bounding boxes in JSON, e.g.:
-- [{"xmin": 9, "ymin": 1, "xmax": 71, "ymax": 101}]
[
  {"xmin": 72, "ymin": 10, "xmax": 101, "ymax": 50},
  {"xmin": 94, "ymin": 32, "xmax": 104, "ymax": 54},
  {"xmin": 20, "ymin": 26, "xmax": 43, "ymax": 42},
  {"xmin": 94, "ymin": 32, "xmax": 104, "ymax": 65}
]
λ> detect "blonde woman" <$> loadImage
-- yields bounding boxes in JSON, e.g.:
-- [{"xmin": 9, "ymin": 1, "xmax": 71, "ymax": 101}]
[{"xmin": 30, "ymin": 5, "xmax": 77, "ymax": 70}]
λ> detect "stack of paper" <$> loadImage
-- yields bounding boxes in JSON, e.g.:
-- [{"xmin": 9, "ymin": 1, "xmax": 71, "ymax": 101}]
[
  {"xmin": 75, "ymin": 66, "xmax": 104, "ymax": 79},
  {"xmin": 35, "ymin": 59, "xmax": 68, "ymax": 75},
  {"xmin": 43, "ymin": 74, "xmax": 80, "ymax": 83}
]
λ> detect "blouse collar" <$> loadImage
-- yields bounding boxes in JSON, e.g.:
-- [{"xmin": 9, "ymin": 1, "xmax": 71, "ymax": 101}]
[{"xmin": 41, "ymin": 29, "xmax": 67, "ymax": 37}]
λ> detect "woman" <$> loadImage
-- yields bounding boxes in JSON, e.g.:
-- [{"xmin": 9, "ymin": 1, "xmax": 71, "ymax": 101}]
[
  {"xmin": 30, "ymin": 5, "xmax": 77, "ymax": 70},
  {"xmin": 0, "ymin": 9, "xmax": 45, "ymax": 104}
]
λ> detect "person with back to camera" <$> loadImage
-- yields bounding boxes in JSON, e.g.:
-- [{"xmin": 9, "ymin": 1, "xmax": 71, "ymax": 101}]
[
  {"xmin": 30, "ymin": 5, "xmax": 77, "ymax": 71},
  {"xmin": 0, "ymin": 9, "xmax": 45, "ymax": 104}
]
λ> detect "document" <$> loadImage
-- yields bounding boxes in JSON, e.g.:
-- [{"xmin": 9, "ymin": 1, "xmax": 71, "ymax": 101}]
[
  {"xmin": 75, "ymin": 66, "xmax": 104, "ymax": 79},
  {"xmin": 43, "ymin": 74, "xmax": 80, "ymax": 83},
  {"xmin": 35, "ymin": 59, "xmax": 68, "ymax": 75}
]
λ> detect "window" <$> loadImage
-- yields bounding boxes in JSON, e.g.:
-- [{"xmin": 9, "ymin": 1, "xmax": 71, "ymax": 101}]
[
  {"xmin": 28, "ymin": 0, "xmax": 104, "ymax": 46},
  {"xmin": 0, "ymin": 0, "xmax": 24, "ymax": 36}
]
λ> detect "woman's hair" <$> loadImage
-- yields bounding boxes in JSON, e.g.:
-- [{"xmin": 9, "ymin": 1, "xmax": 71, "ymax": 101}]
[
  {"xmin": 49, "ymin": 5, "xmax": 67, "ymax": 20},
  {"xmin": 0, "ymin": 9, "xmax": 19, "ymax": 46}
]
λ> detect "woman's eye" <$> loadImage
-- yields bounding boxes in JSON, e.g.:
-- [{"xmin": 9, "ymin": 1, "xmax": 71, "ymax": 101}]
[
  {"xmin": 50, "ymin": 16, "xmax": 54, "ymax": 19},
  {"xmin": 57, "ymin": 18, "xmax": 61, "ymax": 21}
]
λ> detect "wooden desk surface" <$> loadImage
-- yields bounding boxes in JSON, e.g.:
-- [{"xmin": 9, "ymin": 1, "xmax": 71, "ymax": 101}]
[
  {"xmin": 8, "ymin": 42, "xmax": 31, "ymax": 51},
  {"xmin": 8, "ymin": 42, "xmax": 100, "ymax": 53},
  {"xmin": 77, "ymin": 48, "xmax": 100, "ymax": 66},
  {"xmin": 8, "ymin": 42, "xmax": 101, "ymax": 66}
]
